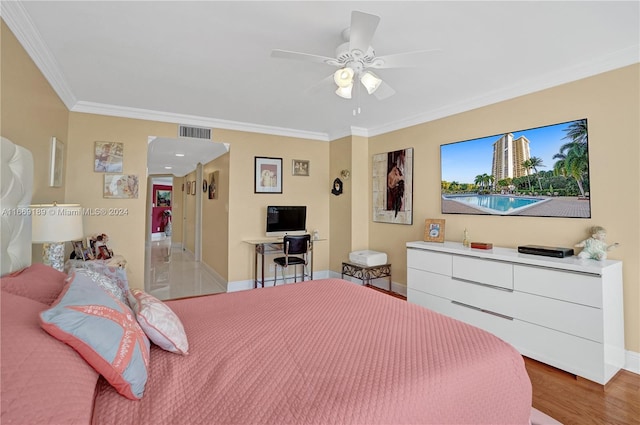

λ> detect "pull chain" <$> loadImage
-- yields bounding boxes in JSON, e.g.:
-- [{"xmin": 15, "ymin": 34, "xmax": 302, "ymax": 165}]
[{"xmin": 353, "ymin": 80, "xmax": 362, "ymax": 116}]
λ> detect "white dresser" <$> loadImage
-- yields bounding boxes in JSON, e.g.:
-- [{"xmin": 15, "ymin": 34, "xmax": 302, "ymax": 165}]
[{"xmin": 406, "ymin": 241, "xmax": 625, "ymax": 385}]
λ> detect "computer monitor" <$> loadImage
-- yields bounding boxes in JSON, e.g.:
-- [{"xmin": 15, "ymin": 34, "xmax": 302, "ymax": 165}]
[{"xmin": 266, "ymin": 206, "xmax": 307, "ymax": 237}]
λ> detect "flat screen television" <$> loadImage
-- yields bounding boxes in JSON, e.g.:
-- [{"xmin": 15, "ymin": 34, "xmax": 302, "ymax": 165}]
[
  {"xmin": 440, "ymin": 118, "xmax": 591, "ymax": 218},
  {"xmin": 266, "ymin": 206, "xmax": 307, "ymax": 237}
]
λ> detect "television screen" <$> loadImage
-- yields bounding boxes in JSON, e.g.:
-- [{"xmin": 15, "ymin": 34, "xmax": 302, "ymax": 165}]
[
  {"xmin": 440, "ymin": 118, "xmax": 591, "ymax": 218},
  {"xmin": 266, "ymin": 206, "xmax": 307, "ymax": 236}
]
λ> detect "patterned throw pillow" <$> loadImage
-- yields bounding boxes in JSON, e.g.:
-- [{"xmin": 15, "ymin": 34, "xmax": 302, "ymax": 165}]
[
  {"xmin": 129, "ymin": 289, "xmax": 189, "ymax": 355},
  {"xmin": 66, "ymin": 261, "xmax": 130, "ymax": 307},
  {"xmin": 40, "ymin": 271, "xmax": 150, "ymax": 400}
]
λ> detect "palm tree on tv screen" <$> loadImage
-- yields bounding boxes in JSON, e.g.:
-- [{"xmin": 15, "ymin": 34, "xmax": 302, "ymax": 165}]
[
  {"xmin": 528, "ymin": 156, "xmax": 545, "ymax": 191},
  {"xmin": 553, "ymin": 119, "xmax": 589, "ymax": 197}
]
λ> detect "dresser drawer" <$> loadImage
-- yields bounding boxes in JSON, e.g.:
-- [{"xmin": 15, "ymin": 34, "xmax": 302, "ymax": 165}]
[
  {"xmin": 407, "ymin": 290, "xmax": 606, "ymax": 383},
  {"xmin": 407, "ymin": 248, "xmax": 451, "ymax": 276},
  {"xmin": 407, "ymin": 267, "xmax": 452, "ymax": 293},
  {"xmin": 514, "ymin": 265, "xmax": 602, "ymax": 308},
  {"xmin": 452, "ymin": 255, "xmax": 513, "ymax": 290}
]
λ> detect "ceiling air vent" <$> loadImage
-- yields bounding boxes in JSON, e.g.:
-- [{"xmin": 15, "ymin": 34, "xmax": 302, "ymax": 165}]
[{"xmin": 178, "ymin": 125, "xmax": 212, "ymax": 140}]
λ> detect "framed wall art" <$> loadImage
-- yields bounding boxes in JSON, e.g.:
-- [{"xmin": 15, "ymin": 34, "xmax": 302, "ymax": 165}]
[
  {"xmin": 103, "ymin": 174, "xmax": 139, "ymax": 199},
  {"xmin": 424, "ymin": 219, "xmax": 446, "ymax": 243},
  {"xmin": 156, "ymin": 189, "xmax": 171, "ymax": 207},
  {"xmin": 208, "ymin": 171, "xmax": 219, "ymax": 199},
  {"xmin": 49, "ymin": 137, "xmax": 65, "ymax": 187},
  {"xmin": 94, "ymin": 141, "xmax": 123, "ymax": 172},
  {"xmin": 372, "ymin": 147, "xmax": 413, "ymax": 224},
  {"xmin": 292, "ymin": 159, "xmax": 310, "ymax": 176},
  {"xmin": 191, "ymin": 181, "xmax": 196, "ymax": 196},
  {"xmin": 255, "ymin": 157, "xmax": 282, "ymax": 193}
]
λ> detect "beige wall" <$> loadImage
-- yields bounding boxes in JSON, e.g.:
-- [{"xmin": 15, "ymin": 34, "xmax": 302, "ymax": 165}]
[
  {"xmin": 183, "ymin": 170, "xmax": 197, "ymax": 255},
  {"xmin": 169, "ymin": 177, "xmax": 184, "ymax": 244},
  {"xmin": 329, "ymin": 136, "xmax": 352, "ymax": 272},
  {"xmin": 1, "ymin": 22, "xmax": 69, "ymax": 204},
  {"xmin": 216, "ymin": 129, "xmax": 330, "ymax": 283},
  {"xmin": 202, "ymin": 153, "xmax": 230, "ymax": 280},
  {"xmin": 1, "ymin": 21, "xmax": 70, "ymax": 261},
  {"xmin": 367, "ymin": 64, "xmax": 640, "ymax": 352},
  {"xmin": 66, "ymin": 113, "xmax": 176, "ymax": 288}
]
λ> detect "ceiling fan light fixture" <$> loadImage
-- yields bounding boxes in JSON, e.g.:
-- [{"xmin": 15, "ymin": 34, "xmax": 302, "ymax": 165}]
[
  {"xmin": 360, "ymin": 71, "xmax": 382, "ymax": 94},
  {"xmin": 334, "ymin": 67, "xmax": 354, "ymax": 88},
  {"xmin": 335, "ymin": 84, "xmax": 353, "ymax": 99}
]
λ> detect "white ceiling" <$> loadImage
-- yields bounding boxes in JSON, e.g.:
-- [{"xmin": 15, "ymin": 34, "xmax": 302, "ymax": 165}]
[
  {"xmin": 3, "ymin": 1, "xmax": 639, "ymax": 145},
  {"xmin": 147, "ymin": 137, "xmax": 229, "ymax": 176}
]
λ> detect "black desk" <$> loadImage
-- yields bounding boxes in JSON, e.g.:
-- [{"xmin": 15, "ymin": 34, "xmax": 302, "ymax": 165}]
[{"xmin": 244, "ymin": 238, "xmax": 324, "ymax": 288}]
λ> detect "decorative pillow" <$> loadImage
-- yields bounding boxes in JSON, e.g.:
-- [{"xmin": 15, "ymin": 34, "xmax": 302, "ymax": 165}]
[
  {"xmin": 129, "ymin": 289, "xmax": 189, "ymax": 355},
  {"xmin": 40, "ymin": 271, "xmax": 150, "ymax": 400},
  {"xmin": 1, "ymin": 291, "xmax": 99, "ymax": 424},
  {"xmin": 0, "ymin": 263, "xmax": 67, "ymax": 305},
  {"xmin": 66, "ymin": 260, "xmax": 130, "ymax": 307}
]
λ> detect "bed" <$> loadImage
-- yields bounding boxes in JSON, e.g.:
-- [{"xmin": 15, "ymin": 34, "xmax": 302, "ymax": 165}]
[{"xmin": 0, "ymin": 137, "xmax": 533, "ymax": 424}]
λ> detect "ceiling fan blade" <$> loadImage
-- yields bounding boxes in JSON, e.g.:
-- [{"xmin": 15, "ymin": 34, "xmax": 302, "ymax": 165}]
[
  {"xmin": 372, "ymin": 81, "xmax": 396, "ymax": 100},
  {"xmin": 349, "ymin": 11, "xmax": 380, "ymax": 54},
  {"xmin": 369, "ymin": 49, "xmax": 442, "ymax": 69},
  {"xmin": 271, "ymin": 49, "xmax": 338, "ymax": 66},
  {"xmin": 304, "ymin": 74, "xmax": 335, "ymax": 95}
]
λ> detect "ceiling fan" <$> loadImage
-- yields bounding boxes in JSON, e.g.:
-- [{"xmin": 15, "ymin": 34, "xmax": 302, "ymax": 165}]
[{"xmin": 271, "ymin": 10, "xmax": 440, "ymax": 100}]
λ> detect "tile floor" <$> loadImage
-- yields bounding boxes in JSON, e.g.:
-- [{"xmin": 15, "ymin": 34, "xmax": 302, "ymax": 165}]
[{"xmin": 146, "ymin": 236, "xmax": 226, "ymax": 300}]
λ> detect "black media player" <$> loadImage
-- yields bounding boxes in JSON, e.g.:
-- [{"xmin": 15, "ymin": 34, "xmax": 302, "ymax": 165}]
[{"xmin": 517, "ymin": 245, "xmax": 574, "ymax": 258}]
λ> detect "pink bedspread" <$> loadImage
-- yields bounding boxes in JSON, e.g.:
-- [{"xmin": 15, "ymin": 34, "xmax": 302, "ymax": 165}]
[{"xmin": 92, "ymin": 279, "xmax": 531, "ymax": 424}]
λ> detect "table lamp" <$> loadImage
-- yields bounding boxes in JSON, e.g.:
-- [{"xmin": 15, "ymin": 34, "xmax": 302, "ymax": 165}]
[{"xmin": 31, "ymin": 203, "xmax": 83, "ymax": 271}]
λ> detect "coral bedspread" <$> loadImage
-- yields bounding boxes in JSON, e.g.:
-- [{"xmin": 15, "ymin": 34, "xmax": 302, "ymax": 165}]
[{"xmin": 92, "ymin": 279, "xmax": 531, "ymax": 424}]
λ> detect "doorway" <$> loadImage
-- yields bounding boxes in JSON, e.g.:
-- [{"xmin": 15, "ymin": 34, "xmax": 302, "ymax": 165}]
[{"xmin": 144, "ymin": 136, "xmax": 229, "ymax": 299}]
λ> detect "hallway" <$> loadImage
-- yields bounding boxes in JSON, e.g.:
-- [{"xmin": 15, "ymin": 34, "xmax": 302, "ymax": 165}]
[{"xmin": 147, "ymin": 236, "xmax": 226, "ymax": 300}]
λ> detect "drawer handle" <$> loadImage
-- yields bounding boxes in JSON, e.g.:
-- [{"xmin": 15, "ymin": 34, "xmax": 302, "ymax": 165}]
[
  {"xmin": 452, "ymin": 276, "xmax": 514, "ymax": 292},
  {"xmin": 451, "ymin": 301, "xmax": 514, "ymax": 321}
]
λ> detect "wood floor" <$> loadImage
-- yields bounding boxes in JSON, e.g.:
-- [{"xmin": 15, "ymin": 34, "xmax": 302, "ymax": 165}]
[{"xmin": 525, "ymin": 357, "xmax": 640, "ymax": 425}]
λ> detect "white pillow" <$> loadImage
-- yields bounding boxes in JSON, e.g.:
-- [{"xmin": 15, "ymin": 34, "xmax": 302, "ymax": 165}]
[{"xmin": 129, "ymin": 289, "xmax": 189, "ymax": 355}]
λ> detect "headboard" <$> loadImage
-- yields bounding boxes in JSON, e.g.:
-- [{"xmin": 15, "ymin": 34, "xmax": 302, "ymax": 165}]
[{"xmin": 1, "ymin": 137, "xmax": 34, "ymax": 276}]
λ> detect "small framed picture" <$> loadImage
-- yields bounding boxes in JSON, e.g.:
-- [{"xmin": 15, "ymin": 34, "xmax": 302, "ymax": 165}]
[
  {"xmin": 72, "ymin": 240, "xmax": 93, "ymax": 261},
  {"xmin": 191, "ymin": 181, "xmax": 196, "ymax": 196},
  {"xmin": 424, "ymin": 219, "xmax": 446, "ymax": 243},
  {"xmin": 94, "ymin": 141, "xmax": 123, "ymax": 172},
  {"xmin": 49, "ymin": 137, "xmax": 65, "ymax": 187},
  {"xmin": 156, "ymin": 189, "xmax": 171, "ymax": 207},
  {"xmin": 292, "ymin": 159, "xmax": 310, "ymax": 176},
  {"xmin": 186, "ymin": 181, "xmax": 191, "ymax": 194},
  {"xmin": 104, "ymin": 174, "xmax": 139, "ymax": 199},
  {"xmin": 255, "ymin": 157, "xmax": 282, "ymax": 193},
  {"xmin": 98, "ymin": 245, "xmax": 112, "ymax": 260},
  {"xmin": 208, "ymin": 171, "xmax": 219, "ymax": 199}
]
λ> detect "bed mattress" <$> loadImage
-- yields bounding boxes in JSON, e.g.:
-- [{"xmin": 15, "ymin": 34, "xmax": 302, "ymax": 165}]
[{"xmin": 92, "ymin": 278, "xmax": 531, "ymax": 424}]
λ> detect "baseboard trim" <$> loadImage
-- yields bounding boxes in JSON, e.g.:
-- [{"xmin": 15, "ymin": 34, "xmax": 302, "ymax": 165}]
[
  {"xmin": 625, "ymin": 350, "xmax": 640, "ymax": 375},
  {"xmin": 199, "ymin": 261, "xmax": 227, "ymax": 292}
]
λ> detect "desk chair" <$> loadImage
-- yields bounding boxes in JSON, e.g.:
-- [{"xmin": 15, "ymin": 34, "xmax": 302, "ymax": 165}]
[{"xmin": 273, "ymin": 234, "xmax": 311, "ymax": 285}]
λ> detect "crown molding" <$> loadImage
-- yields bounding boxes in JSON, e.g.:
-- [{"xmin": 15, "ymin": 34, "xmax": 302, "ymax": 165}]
[
  {"xmin": 72, "ymin": 101, "xmax": 330, "ymax": 142},
  {"xmin": 1, "ymin": 1, "xmax": 77, "ymax": 109},
  {"xmin": 4, "ymin": 2, "xmax": 637, "ymax": 144},
  {"xmin": 367, "ymin": 45, "xmax": 640, "ymax": 138}
]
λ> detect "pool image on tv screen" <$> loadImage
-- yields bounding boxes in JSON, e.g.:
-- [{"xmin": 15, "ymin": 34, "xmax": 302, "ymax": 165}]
[{"xmin": 440, "ymin": 118, "xmax": 591, "ymax": 218}]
